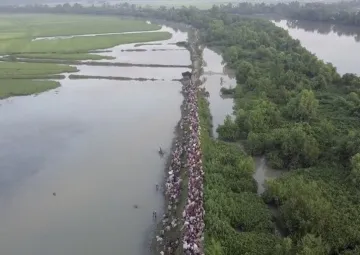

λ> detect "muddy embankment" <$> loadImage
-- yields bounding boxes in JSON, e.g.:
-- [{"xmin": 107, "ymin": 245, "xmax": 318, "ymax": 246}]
[{"xmin": 151, "ymin": 29, "xmax": 203, "ymax": 255}]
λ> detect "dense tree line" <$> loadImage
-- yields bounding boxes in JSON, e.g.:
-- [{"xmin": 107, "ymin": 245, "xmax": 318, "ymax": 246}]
[
  {"xmin": 3, "ymin": 0, "xmax": 360, "ymax": 27},
  {"xmin": 197, "ymin": 14, "xmax": 360, "ymax": 253},
  {"xmin": 210, "ymin": 10, "xmax": 360, "ymax": 255},
  {"xmin": 6, "ymin": 3, "xmax": 360, "ymax": 254},
  {"xmin": 0, "ymin": 0, "xmax": 360, "ymax": 26}
]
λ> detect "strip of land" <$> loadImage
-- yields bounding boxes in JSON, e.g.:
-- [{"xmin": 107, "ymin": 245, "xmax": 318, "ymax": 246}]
[
  {"xmin": 1, "ymin": 58, "xmax": 191, "ymax": 68},
  {"xmin": 68, "ymin": 74, "xmax": 160, "ymax": 81}
]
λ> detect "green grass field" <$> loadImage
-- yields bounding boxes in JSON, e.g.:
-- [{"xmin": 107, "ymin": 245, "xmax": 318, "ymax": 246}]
[
  {"xmin": 0, "ymin": 14, "xmax": 171, "ymax": 98},
  {"xmin": 2, "ymin": 32, "xmax": 171, "ymax": 54},
  {"xmin": 16, "ymin": 53, "xmax": 115, "ymax": 60},
  {"xmin": 0, "ymin": 14, "xmax": 161, "ymax": 37},
  {"xmin": 0, "ymin": 62, "xmax": 77, "ymax": 79},
  {"xmin": 0, "ymin": 80, "xmax": 60, "ymax": 99}
]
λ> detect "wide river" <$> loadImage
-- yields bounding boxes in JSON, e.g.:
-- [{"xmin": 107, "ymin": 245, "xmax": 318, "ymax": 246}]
[
  {"xmin": 0, "ymin": 24, "xmax": 189, "ymax": 255},
  {"xmin": 0, "ymin": 18, "xmax": 359, "ymax": 255}
]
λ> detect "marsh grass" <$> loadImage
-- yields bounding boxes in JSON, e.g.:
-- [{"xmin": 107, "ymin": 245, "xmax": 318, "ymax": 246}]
[
  {"xmin": 0, "ymin": 14, "xmax": 161, "ymax": 38},
  {"xmin": 0, "ymin": 62, "xmax": 77, "ymax": 79},
  {"xmin": 16, "ymin": 53, "xmax": 115, "ymax": 60},
  {"xmin": 0, "ymin": 14, "xmax": 171, "ymax": 61},
  {"xmin": 1, "ymin": 32, "xmax": 172, "ymax": 55},
  {"xmin": 0, "ymin": 14, "xmax": 172, "ymax": 98},
  {"xmin": 0, "ymin": 79, "xmax": 60, "ymax": 99}
]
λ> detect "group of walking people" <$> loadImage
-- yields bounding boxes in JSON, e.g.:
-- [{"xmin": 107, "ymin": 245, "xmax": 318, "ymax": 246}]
[
  {"xmin": 181, "ymin": 72, "xmax": 204, "ymax": 255},
  {"xmin": 156, "ymin": 71, "xmax": 204, "ymax": 255}
]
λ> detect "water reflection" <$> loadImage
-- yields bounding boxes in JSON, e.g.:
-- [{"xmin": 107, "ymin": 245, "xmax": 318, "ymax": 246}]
[
  {"xmin": 283, "ymin": 19, "xmax": 360, "ymax": 42},
  {"xmin": 202, "ymin": 48, "xmax": 236, "ymax": 137},
  {"xmin": 274, "ymin": 19, "xmax": 360, "ymax": 75},
  {"xmin": 253, "ymin": 157, "xmax": 283, "ymax": 195}
]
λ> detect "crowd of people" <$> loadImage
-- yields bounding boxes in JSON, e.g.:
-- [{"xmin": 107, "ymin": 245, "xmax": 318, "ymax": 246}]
[
  {"xmin": 155, "ymin": 69, "xmax": 205, "ymax": 255},
  {"xmin": 181, "ymin": 73, "xmax": 205, "ymax": 255}
]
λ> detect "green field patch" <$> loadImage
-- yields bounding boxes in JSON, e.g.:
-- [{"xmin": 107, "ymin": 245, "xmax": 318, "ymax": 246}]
[
  {"xmin": 0, "ymin": 32, "xmax": 27, "ymax": 40},
  {"xmin": 16, "ymin": 53, "xmax": 114, "ymax": 61},
  {"xmin": 0, "ymin": 62, "xmax": 77, "ymax": 79},
  {"xmin": 0, "ymin": 79, "xmax": 60, "ymax": 99},
  {"xmin": 0, "ymin": 14, "xmax": 161, "ymax": 37},
  {"xmin": 1, "ymin": 32, "xmax": 172, "ymax": 54}
]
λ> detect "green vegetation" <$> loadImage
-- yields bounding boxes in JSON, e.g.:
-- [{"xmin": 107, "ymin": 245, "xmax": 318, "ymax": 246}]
[
  {"xmin": 0, "ymin": 14, "xmax": 160, "ymax": 38},
  {"xmin": 0, "ymin": 32, "xmax": 171, "ymax": 56},
  {"xmin": 0, "ymin": 14, "xmax": 167, "ymax": 61},
  {"xmin": 0, "ymin": 80, "xmax": 60, "ymax": 99},
  {"xmin": 201, "ymin": 12, "xmax": 360, "ymax": 255},
  {"xmin": 199, "ymin": 94, "xmax": 282, "ymax": 254},
  {"xmin": 0, "ymin": 14, "xmax": 171, "ymax": 99},
  {"xmin": 0, "ymin": 62, "xmax": 77, "ymax": 79},
  {"xmin": 16, "ymin": 53, "xmax": 115, "ymax": 60}
]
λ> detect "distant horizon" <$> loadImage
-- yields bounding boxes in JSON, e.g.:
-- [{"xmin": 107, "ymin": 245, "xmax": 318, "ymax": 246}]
[{"xmin": 0, "ymin": 0, "xmax": 354, "ymax": 7}]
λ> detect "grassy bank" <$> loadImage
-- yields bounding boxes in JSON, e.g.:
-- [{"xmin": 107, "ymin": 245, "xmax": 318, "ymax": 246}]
[
  {"xmin": 0, "ymin": 62, "xmax": 77, "ymax": 79},
  {"xmin": 16, "ymin": 53, "xmax": 115, "ymax": 61},
  {"xmin": 0, "ymin": 80, "xmax": 60, "ymax": 99},
  {"xmin": 0, "ymin": 61, "xmax": 74, "ymax": 99}
]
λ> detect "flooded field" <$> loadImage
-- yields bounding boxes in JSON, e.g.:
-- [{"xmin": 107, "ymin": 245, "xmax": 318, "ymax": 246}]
[
  {"xmin": 95, "ymin": 26, "xmax": 191, "ymax": 66},
  {"xmin": 0, "ymin": 25, "xmax": 187, "ymax": 255}
]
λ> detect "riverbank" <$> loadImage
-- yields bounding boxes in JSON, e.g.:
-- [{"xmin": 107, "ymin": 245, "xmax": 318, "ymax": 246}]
[{"xmin": 0, "ymin": 80, "xmax": 61, "ymax": 99}]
